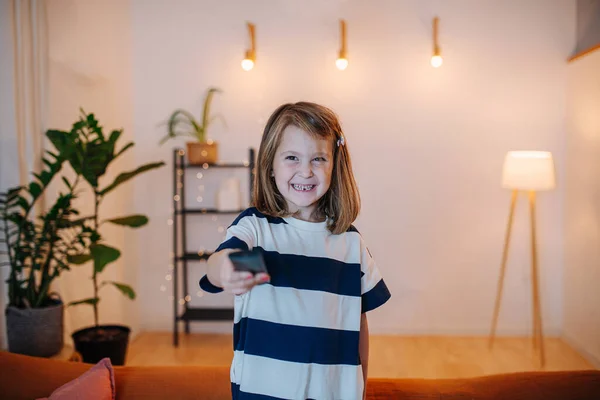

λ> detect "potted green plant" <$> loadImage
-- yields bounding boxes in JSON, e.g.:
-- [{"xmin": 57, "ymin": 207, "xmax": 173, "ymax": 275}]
[
  {"xmin": 47, "ymin": 110, "xmax": 165, "ymax": 365},
  {"xmin": 160, "ymin": 87, "xmax": 224, "ymax": 165},
  {"xmin": 0, "ymin": 148, "xmax": 94, "ymax": 357}
]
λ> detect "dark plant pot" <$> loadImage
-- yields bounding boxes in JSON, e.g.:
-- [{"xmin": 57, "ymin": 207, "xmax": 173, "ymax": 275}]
[
  {"xmin": 72, "ymin": 324, "xmax": 131, "ymax": 366},
  {"xmin": 5, "ymin": 298, "xmax": 64, "ymax": 357}
]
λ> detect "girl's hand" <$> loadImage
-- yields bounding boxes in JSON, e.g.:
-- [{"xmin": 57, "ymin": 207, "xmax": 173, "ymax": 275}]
[{"xmin": 220, "ymin": 251, "xmax": 270, "ymax": 295}]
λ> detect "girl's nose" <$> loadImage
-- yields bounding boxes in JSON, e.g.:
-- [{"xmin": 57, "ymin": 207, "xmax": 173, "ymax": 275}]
[{"xmin": 299, "ymin": 162, "xmax": 314, "ymax": 178}]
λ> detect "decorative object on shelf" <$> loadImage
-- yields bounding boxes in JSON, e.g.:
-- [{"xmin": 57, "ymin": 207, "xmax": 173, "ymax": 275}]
[
  {"xmin": 336, "ymin": 19, "xmax": 348, "ymax": 71},
  {"xmin": 431, "ymin": 16, "xmax": 443, "ymax": 68},
  {"xmin": 217, "ymin": 177, "xmax": 242, "ymax": 212},
  {"xmin": 489, "ymin": 151, "xmax": 556, "ymax": 368},
  {"xmin": 242, "ymin": 22, "xmax": 256, "ymax": 71},
  {"xmin": 48, "ymin": 110, "xmax": 165, "ymax": 365},
  {"xmin": 171, "ymin": 148, "xmax": 255, "ymax": 346},
  {"xmin": 160, "ymin": 87, "xmax": 224, "ymax": 165},
  {"xmin": 1, "ymin": 131, "xmax": 95, "ymax": 358}
]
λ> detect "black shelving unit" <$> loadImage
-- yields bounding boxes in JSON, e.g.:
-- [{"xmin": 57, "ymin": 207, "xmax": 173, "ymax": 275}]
[{"xmin": 172, "ymin": 147, "xmax": 255, "ymax": 346}]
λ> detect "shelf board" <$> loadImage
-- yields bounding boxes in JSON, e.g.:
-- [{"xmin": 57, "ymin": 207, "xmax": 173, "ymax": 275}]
[
  {"xmin": 181, "ymin": 163, "xmax": 250, "ymax": 169},
  {"xmin": 175, "ymin": 208, "xmax": 244, "ymax": 215},
  {"xmin": 176, "ymin": 252, "xmax": 214, "ymax": 261},
  {"xmin": 178, "ymin": 307, "xmax": 234, "ymax": 321}
]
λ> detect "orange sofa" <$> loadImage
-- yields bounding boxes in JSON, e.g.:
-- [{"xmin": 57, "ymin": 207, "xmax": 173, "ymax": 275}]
[{"xmin": 1, "ymin": 350, "xmax": 599, "ymax": 399}]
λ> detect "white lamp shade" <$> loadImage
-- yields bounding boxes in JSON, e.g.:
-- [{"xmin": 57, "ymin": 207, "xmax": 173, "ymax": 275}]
[{"xmin": 502, "ymin": 151, "xmax": 556, "ymax": 191}]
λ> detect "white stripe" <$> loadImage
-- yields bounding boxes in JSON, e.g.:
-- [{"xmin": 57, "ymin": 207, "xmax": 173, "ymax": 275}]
[
  {"xmin": 251, "ymin": 216, "xmax": 363, "ymax": 264},
  {"xmin": 233, "ymin": 285, "xmax": 361, "ymax": 331},
  {"xmin": 231, "ymin": 351, "xmax": 363, "ymax": 400},
  {"xmin": 360, "ymin": 241, "xmax": 382, "ymax": 295},
  {"xmin": 224, "ymin": 219, "xmax": 255, "ymax": 249}
]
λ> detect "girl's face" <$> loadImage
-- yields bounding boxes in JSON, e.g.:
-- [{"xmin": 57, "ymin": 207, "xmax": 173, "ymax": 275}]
[{"xmin": 272, "ymin": 125, "xmax": 334, "ymax": 222}]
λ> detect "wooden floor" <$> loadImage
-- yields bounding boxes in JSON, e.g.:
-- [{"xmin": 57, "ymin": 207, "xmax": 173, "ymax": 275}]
[{"xmin": 126, "ymin": 333, "xmax": 595, "ymax": 379}]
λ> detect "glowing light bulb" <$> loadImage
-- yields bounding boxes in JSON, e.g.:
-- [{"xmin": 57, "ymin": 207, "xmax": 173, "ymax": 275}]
[
  {"xmin": 431, "ymin": 55, "xmax": 443, "ymax": 68},
  {"xmin": 336, "ymin": 58, "xmax": 348, "ymax": 70},
  {"xmin": 241, "ymin": 58, "xmax": 254, "ymax": 71}
]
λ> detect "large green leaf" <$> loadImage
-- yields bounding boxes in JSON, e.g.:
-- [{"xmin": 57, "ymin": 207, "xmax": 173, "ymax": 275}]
[
  {"xmin": 68, "ymin": 298, "xmax": 99, "ymax": 307},
  {"xmin": 104, "ymin": 281, "xmax": 136, "ymax": 300},
  {"xmin": 16, "ymin": 196, "xmax": 29, "ymax": 212},
  {"xmin": 28, "ymin": 182, "xmax": 42, "ymax": 198},
  {"xmin": 67, "ymin": 253, "xmax": 92, "ymax": 265},
  {"xmin": 90, "ymin": 244, "xmax": 120, "ymax": 273},
  {"xmin": 107, "ymin": 129, "xmax": 122, "ymax": 148},
  {"xmin": 105, "ymin": 215, "xmax": 148, "ymax": 228},
  {"xmin": 46, "ymin": 130, "xmax": 71, "ymax": 157},
  {"xmin": 113, "ymin": 142, "xmax": 134, "ymax": 160},
  {"xmin": 99, "ymin": 162, "xmax": 165, "ymax": 196}
]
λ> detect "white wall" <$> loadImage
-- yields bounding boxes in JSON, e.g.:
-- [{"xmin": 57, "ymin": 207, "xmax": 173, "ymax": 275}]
[
  {"xmin": 46, "ymin": 0, "xmax": 140, "ymax": 338},
  {"xmin": 131, "ymin": 0, "xmax": 575, "ymax": 335},
  {"xmin": 564, "ymin": 49, "xmax": 600, "ymax": 367}
]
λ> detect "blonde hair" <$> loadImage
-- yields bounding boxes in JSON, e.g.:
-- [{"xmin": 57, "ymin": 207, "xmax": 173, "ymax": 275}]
[{"xmin": 252, "ymin": 102, "xmax": 360, "ymax": 234}]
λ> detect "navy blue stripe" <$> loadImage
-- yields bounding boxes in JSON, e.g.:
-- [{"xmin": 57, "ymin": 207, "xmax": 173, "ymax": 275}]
[
  {"xmin": 232, "ymin": 384, "xmax": 295, "ymax": 400},
  {"xmin": 233, "ymin": 316, "xmax": 246, "ymax": 351},
  {"xmin": 347, "ymin": 224, "xmax": 359, "ymax": 233},
  {"xmin": 216, "ymin": 236, "xmax": 250, "ymax": 252},
  {"xmin": 230, "ymin": 207, "xmax": 286, "ymax": 227},
  {"xmin": 261, "ymin": 248, "xmax": 361, "ymax": 297},
  {"xmin": 199, "ymin": 275, "xmax": 223, "ymax": 293},
  {"xmin": 361, "ymin": 279, "xmax": 391, "ymax": 313},
  {"xmin": 234, "ymin": 317, "xmax": 360, "ymax": 365}
]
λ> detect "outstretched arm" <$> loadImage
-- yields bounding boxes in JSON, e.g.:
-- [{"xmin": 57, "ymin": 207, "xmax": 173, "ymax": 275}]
[
  {"xmin": 206, "ymin": 249, "xmax": 268, "ymax": 295},
  {"xmin": 359, "ymin": 313, "xmax": 369, "ymax": 399}
]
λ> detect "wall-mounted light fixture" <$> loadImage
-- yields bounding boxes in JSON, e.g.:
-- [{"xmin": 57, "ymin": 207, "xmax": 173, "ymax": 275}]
[
  {"xmin": 336, "ymin": 19, "xmax": 348, "ymax": 70},
  {"xmin": 241, "ymin": 22, "xmax": 256, "ymax": 71},
  {"xmin": 431, "ymin": 16, "xmax": 443, "ymax": 68}
]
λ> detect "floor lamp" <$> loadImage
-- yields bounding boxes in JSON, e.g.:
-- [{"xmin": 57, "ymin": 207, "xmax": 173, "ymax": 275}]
[{"xmin": 489, "ymin": 151, "xmax": 556, "ymax": 367}]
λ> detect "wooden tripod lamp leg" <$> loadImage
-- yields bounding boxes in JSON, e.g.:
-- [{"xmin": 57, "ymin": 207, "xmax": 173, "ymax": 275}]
[
  {"xmin": 529, "ymin": 190, "xmax": 546, "ymax": 367},
  {"xmin": 489, "ymin": 190, "xmax": 519, "ymax": 349}
]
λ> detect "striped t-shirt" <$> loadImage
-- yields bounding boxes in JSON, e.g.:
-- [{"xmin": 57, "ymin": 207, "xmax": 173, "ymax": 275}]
[{"xmin": 200, "ymin": 208, "xmax": 391, "ymax": 400}]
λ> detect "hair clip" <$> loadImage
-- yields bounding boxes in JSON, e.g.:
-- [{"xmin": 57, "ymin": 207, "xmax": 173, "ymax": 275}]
[{"xmin": 337, "ymin": 135, "xmax": 345, "ymax": 147}]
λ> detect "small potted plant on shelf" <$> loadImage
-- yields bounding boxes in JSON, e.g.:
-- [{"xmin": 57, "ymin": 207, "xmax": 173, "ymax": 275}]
[
  {"xmin": 47, "ymin": 110, "xmax": 165, "ymax": 365},
  {"xmin": 0, "ymin": 145, "xmax": 94, "ymax": 358},
  {"xmin": 160, "ymin": 87, "xmax": 224, "ymax": 165}
]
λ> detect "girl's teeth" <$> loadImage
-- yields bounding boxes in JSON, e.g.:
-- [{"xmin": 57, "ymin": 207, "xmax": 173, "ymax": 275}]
[{"xmin": 293, "ymin": 184, "xmax": 314, "ymax": 191}]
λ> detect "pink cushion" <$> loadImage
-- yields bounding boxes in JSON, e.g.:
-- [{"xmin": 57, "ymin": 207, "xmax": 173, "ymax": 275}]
[{"xmin": 36, "ymin": 358, "xmax": 115, "ymax": 400}]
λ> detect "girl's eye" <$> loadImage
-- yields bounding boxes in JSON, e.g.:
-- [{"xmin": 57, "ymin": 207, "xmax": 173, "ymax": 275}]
[
  {"xmin": 285, "ymin": 155, "xmax": 298, "ymax": 161},
  {"xmin": 313, "ymin": 157, "xmax": 327, "ymax": 162}
]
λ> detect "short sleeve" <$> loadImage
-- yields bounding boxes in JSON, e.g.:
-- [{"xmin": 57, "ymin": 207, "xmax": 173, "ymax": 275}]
[
  {"xmin": 214, "ymin": 218, "xmax": 255, "ymax": 252},
  {"xmin": 199, "ymin": 210, "xmax": 258, "ymax": 294},
  {"xmin": 360, "ymin": 239, "xmax": 391, "ymax": 313}
]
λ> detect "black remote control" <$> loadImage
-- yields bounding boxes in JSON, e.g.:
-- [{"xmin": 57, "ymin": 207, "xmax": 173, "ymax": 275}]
[{"xmin": 228, "ymin": 248, "xmax": 268, "ymax": 275}]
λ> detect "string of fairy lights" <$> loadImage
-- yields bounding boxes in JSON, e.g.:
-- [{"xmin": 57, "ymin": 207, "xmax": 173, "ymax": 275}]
[{"xmin": 160, "ymin": 149, "xmax": 250, "ymax": 305}]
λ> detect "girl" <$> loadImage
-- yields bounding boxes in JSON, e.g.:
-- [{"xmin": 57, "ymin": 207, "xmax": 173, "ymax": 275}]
[{"xmin": 200, "ymin": 102, "xmax": 391, "ymax": 400}]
